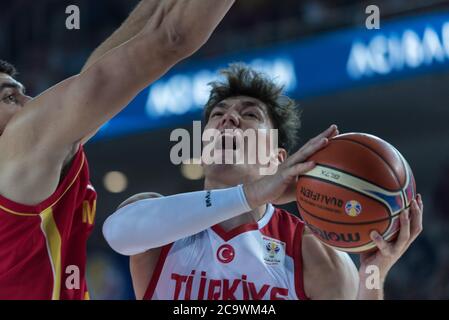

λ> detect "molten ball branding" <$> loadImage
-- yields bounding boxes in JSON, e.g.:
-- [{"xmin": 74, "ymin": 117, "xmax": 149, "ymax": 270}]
[{"xmin": 306, "ymin": 223, "xmax": 361, "ymax": 244}]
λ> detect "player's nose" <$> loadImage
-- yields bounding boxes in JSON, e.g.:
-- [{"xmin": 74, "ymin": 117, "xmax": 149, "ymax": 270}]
[{"xmin": 219, "ymin": 111, "xmax": 239, "ymax": 130}]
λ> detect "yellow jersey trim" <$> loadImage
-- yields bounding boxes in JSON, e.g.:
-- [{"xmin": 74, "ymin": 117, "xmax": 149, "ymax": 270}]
[
  {"xmin": 0, "ymin": 153, "xmax": 85, "ymax": 217},
  {"xmin": 40, "ymin": 207, "xmax": 62, "ymax": 300}
]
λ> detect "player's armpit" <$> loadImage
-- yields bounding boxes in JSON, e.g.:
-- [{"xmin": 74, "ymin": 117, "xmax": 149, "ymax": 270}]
[
  {"xmin": 302, "ymin": 227, "xmax": 359, "ymax": 300},
  {"xmin": 0, "ymin": 114, "xmax": 77, "ymax": 206}
]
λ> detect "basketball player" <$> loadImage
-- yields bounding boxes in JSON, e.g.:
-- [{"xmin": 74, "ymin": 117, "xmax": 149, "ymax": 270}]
[
  {"xmin": 0, "ymin": 0, "xmax": 236, "ymax": 299},
  {"xmin": 103, "ymin": 65, "xmax": 424, "ymax": 300}
]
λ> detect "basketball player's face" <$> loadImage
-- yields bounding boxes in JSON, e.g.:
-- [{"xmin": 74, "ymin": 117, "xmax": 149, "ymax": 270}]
[
  {"xmin": 202, "ymin": 96, "xmax": 286, "ymax": 183},
  {"xmin": 0, "ymin": 73, "xmax": 31, "ymax": 135}
]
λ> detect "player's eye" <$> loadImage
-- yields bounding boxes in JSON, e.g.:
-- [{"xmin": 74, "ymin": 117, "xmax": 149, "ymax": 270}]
[
  {"xmin": 3, "ymin": 94, "xmax": 17, "ymax": 104},
  {"xmin": 211, "ymin": 111, "xmax": 224, "ymax": 117},
  {"xmin": 243, "ymin": 112, "xmax": 258, "ymax": 119}
]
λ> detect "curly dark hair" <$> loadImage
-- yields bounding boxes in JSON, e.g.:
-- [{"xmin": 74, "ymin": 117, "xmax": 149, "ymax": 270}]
[
  {"xmin": 0, "ymin": 60, "xmax": 17, "ymax": 77},
  {"xmin": 204, "ymin": 63, "xmax": 301, "ymax": 154}
]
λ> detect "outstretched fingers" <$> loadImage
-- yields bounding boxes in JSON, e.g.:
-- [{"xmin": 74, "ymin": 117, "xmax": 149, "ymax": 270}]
[
  {"xmin": 289, "ymin": 125, "xmax": 339, "ymax": 164},
  {"xmin": 409, "ymin": 196, "xmax": 423, "ymax": 242},
  {"xmin": 287, "ymin": 161, "xmax": 316, "ymax": 178},
  {"xmin": 394, "ymin": 209, "xmax": 411, "ymax": 252}
]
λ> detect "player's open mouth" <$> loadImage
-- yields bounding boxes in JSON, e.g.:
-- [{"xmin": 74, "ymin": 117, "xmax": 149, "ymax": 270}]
[{"xmin": 219, "ymin": 134, "xmax": 238, "ymax": 150}]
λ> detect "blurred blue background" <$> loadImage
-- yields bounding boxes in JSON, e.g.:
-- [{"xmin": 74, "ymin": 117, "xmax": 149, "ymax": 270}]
[{"xmin": 1, "ymin": 0, "xmax": 449, "ymax": 299}]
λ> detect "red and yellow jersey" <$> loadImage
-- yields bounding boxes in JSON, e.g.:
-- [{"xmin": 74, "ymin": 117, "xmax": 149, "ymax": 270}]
[{"xmin": 0, "ymin": 147, "xmax": 97, "ymax": 300}]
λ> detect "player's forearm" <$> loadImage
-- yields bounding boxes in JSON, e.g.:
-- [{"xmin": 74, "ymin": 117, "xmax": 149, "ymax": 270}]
[
  {"xmin": 82, "ymin": 0, "xmax": 159, "ymax": 72},
  {"xmin": 52, "ymin": 27, "xmax": 185, "ymax": 147},
  {"xmin": 141, "ymin": 0, "xmax": 236, "ymax": 57},
  {"xmin": 83, "ymin": 0, "xmax": 235, "ymax": 72},
  {"xmin": 103, "ymin": 185, "xmax": 251, "ymax": 256},
  {"xmin": 174, "ymin": 0, "xmax": 235, "ymax": 40}
]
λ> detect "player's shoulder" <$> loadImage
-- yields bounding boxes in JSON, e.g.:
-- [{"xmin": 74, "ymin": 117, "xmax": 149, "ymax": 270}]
[
  {"xmin": 302, "ymin": 227, "xmax": 359, "ymax": 299},
  {"xmin": 271, "ymin": 207, "xmax": 305, "ymax": 235},
  {"xmin": 302, "ymin": 227, "xmax": 355, "ymax": 271},
  {"xmin": 302, "ymin": 227, "xmax": 342, "ymax": 266},
  {"xmin": 271, "ymin": 207, "xmax": 304, "ymax": 228},
  {"xmin": 260, "ymin": 206, "xmax": 304, "ymax": 249}
]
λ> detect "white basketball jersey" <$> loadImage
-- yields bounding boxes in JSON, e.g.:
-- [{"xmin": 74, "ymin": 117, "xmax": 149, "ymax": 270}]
[{"xmin": 144, "ymin": 204, "xmax": 309, "ymax": 300}]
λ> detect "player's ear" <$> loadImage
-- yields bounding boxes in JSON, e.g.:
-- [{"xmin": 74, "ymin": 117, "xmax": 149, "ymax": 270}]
[
  {"xmin": 277, "ymin": 148, "xmax": 288, "ymax": 164},
  {"xmin": 117, "ymin": 192, "xmax": 163, "ymax": 210}
]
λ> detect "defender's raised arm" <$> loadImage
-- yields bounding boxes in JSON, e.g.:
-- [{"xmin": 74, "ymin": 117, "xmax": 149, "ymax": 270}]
[{"xmin": 0, "ymin": 0, "xmax": 235, "ymax": 205}]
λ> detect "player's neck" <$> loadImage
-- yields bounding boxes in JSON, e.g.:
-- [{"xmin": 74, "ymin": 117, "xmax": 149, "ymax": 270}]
[
  {"xmin": 204, "ymin": 177, "xmax": 267, "ymax": 232},
  {"xmin": 219, "ymin": 205, "xmax": 268, "ymax": 232}
]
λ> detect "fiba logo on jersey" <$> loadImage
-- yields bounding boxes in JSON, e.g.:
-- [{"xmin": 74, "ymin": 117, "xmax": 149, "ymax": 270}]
[
  {"xmin": 216, "ymin": 244, "xmax": 235, "ymax": 264},
  {"xmin": 262, "ymin": 236, "xmax": 285, "ymax": 265},
  {"xmin": 266, "ymin": 242, "xmax": 280, "ymax": 258}
]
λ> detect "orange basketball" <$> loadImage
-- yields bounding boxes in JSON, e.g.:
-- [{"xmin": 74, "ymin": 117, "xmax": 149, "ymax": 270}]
[{"xmin": 296, "ymin": 133, "xmax": 416, "ymax": 253}]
